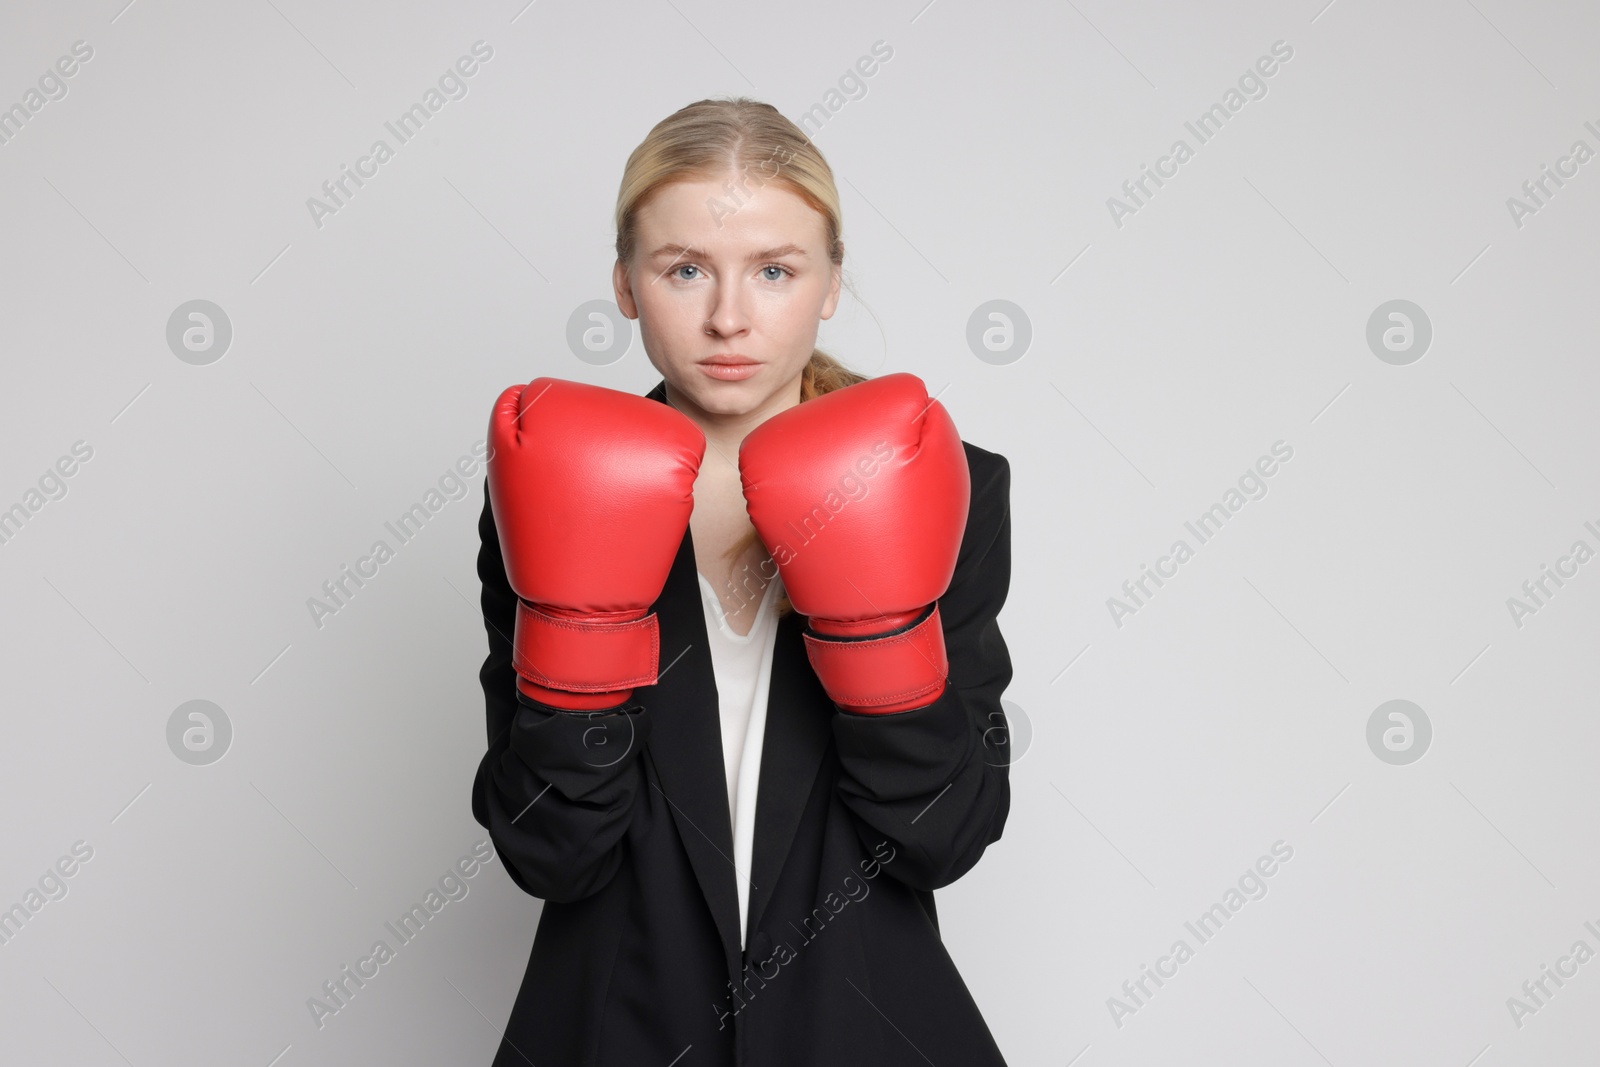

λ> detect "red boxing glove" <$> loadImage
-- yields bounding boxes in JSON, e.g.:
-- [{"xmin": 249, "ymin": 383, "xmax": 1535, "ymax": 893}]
[
  {"xmin": 738, "ymin": 373, "xmax": 971, "ymax": 714},
  {"xmin": 487, "ymin": 377, "xmax": 705, "ymax": 711}
]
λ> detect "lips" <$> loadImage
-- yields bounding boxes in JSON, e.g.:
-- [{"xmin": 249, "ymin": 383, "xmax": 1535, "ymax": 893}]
[{"xmin": 697, "ymin": 358, "xmax": 761, "ymax": 381}]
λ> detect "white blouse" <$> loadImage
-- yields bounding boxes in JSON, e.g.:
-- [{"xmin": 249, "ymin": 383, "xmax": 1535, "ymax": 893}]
[{"xmin": 695, "ymin": 570, "xmax": 784, "ymax": 951}]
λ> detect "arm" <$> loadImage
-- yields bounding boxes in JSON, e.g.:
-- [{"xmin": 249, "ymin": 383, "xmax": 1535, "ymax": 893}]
[
  {"xmin": 471, "ymin": 376, "xmax": 701, "ymax": 901},
  {"xmin": 470, "ymin": 484, "xmax": 653, "ymax": 903},
  {"xmin": 828, "ymin": 448, "xmax": 1013, "ymax": 891}
]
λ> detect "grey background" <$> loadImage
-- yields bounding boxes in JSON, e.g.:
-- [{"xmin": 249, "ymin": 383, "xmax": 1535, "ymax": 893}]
[{"xmin": 1, "ymin": 0, "xmax": 1597, "ymax": 1064}]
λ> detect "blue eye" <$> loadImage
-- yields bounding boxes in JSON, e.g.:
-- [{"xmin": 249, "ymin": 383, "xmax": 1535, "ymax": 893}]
[{"xmin": 671, "ymin": 263, "xmax": 792, "ymax": 282}]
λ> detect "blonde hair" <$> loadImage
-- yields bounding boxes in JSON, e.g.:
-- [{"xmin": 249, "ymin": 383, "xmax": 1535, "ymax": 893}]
[{"xmin": 614, "ymin": 97, "xmax": 869, "ymax": 617}]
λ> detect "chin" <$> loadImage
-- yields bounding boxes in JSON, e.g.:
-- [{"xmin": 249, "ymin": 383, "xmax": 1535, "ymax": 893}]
[{"xmin": 686, "ymin": 387, "xmax": 760, "ymax": 416}]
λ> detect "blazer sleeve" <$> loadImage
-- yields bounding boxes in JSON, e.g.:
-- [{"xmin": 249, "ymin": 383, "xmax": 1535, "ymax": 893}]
[
  {"xmin": 828, "ymin": 445, "xmax": 1013, "ymax": 892},
  {"xmin": 469, "ymin": 482, "xmax": 654, "ymax": 904}
]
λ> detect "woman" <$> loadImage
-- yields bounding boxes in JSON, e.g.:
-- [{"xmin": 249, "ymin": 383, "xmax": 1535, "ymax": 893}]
[{"xmin": 471, "ymin": 97, "xmax": 1014, "ymax": 1066}]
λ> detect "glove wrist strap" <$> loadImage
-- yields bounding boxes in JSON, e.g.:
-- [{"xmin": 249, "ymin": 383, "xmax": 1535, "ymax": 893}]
[
  {"xmin": 803, "ymin": 604, "xmax": 948, "ymax": 714},
  {"xmin": 512, "ymin": 600, "xmax": 659, "ymax": 694}
]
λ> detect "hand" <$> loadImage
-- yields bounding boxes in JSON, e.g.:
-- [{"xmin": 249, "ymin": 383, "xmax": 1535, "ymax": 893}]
[
  {"xmin": 487, "ymin": 377, "xmax": 705, "ymax": 710},
  {"xmin": 738, "ymin": 373, "xmax": 970, "ymax": 713}
]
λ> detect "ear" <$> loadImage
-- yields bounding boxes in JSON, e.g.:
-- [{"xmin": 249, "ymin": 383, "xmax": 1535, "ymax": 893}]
[
  {"xmin": 820, "ymin": 259, "xmax": 843, "ymax": 321},
  {"xmin": 613, "ymin": 258, "xmax": 639, "ymax": 318}
]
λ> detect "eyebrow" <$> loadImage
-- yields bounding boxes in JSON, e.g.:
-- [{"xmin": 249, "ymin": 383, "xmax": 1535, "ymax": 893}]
[{"xmin": 647, "ymin": 242, "xmax": 809, "ymax": 262}]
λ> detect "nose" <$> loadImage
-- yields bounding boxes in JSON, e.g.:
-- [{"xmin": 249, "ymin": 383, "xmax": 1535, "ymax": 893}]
[{"xmin": 704, "ymin": 284, "xmax": 751, "ymax": 339}]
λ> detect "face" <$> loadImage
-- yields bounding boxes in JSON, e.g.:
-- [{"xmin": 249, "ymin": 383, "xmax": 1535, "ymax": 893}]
[{"xmin": 613, "ymin": 172, "xmax": 842, "ymax": 425}]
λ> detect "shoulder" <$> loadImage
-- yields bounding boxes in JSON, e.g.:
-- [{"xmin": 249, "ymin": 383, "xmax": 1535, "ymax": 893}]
[
  {"xmin": 955, "ymin": 440, "xmax": 1010, "ymax": 570},
  {"xmin": 961, "ymin": 440, "xmax": 1010, "ymax": 511}
]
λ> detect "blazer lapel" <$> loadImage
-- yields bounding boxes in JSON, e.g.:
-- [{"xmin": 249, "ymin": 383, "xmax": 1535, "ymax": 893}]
[
  {"xmin": 745, "ymin": 607, "xmax": 832, "ymax": 938},
  {"xmin": 639, "ymin": 379, "xmax": 833, "ymax": 961}
]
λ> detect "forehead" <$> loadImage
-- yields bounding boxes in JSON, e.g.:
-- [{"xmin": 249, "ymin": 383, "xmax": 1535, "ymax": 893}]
[{"xmin": 635, "ymin": 176, "xmax": 827, "ymax": 254}]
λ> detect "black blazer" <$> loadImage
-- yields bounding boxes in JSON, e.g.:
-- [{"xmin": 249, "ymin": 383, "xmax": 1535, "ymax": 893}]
[{"xmin": 470, "ymin": 378, "xmax": 1015, "ymax": 1066}]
